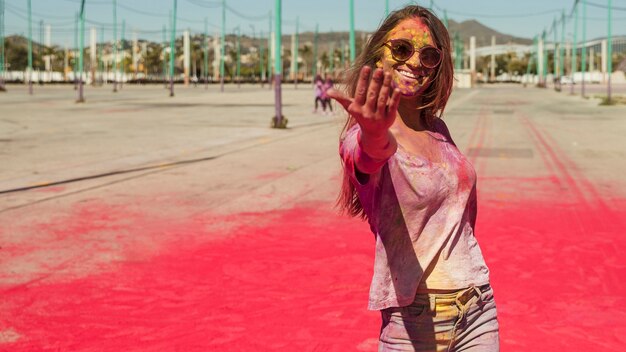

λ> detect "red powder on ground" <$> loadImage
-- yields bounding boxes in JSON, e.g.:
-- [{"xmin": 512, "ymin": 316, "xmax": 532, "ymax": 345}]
[{"xmin": 1, "ymin": 194, "xmax": 625, "ymax": 351}]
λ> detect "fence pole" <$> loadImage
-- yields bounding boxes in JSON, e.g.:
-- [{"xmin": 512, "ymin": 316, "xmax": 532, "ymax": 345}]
[
  {"xmin": 169, "ymin": 0, "xmax": 178, "ymax": 97},
  {"xmin": 27, "ymin": 0, "xmax": 33, "ymax": 94},
  {"xmin": 294, "ymin": 16, "xmax": 299, "ymax": 88},
  {"xmin": 0, "ymin": 0, "xmax": 6, "ymax": 91},
  {"xmin": 204, "ymin": 17, "xmax": 209, "ymax": 89},
  {"xmin": 349, "ymin": 0, "xmax": 355, "ymax": 63},
  {"xmin": 113, "ymin": 0, "xmax": 118, "ymax": 92},
  {"xmin": 272, "ymin": 0, "xmax": 285, "ymax": 128},
  {"xmin": 607, "ymin": 0, "xmax": 612, "ymax": 103},
  {"xmin": 220, "ymin": 0, "xmax": 225, "ymax": 92},
  {"xmin": 581, "ymin": 0, "xmax": 587, "ymax": 97},
  {"xmin": 77, "ymin": 0, "xmax": 85, "ymax": 102},
  {"xmin": 312, "ymin": 23, "xmax": 318, "ymax": 80}
]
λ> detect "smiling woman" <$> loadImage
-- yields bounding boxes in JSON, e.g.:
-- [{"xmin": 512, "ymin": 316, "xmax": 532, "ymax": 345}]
[{"xmin": 328, "ymin": 5, "xmax": 500, "ymax": 352}]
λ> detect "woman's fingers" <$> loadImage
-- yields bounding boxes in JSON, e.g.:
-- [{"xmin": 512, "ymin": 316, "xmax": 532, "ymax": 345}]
[
  {"xmin": 365, "ymin": 68, "xmax": 384, "ymax": 113},
  {"xmin": 376, "ymin": 72, "xmax": 392, "ymax": 117},
  {"xmin": 353, "ymin": 66, "xmax": 372, "ymax": 106},
  {"xmin": 326, "ymin": 89, "xmax": 353, "ymax": 110},
  {"xmin": 328, "ymin": 67, "xmax": 399, "ymax": 132},
  {"xmin": 386, "ymin": 88, "xmax": 402, "ymax": 121}
]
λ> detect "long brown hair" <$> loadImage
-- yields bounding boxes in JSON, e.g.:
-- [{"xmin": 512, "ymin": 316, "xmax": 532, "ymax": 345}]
[{"xmin": 338, "ymin": 5, "xmax": 454, "ymax": 218}]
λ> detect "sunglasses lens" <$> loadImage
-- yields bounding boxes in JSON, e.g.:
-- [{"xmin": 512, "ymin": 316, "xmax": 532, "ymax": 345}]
[
  {"xmin": 390, "ymin": 41, "xmax": 413, "ymax": 61},
  {"xmin": 420, "ymin": 47, "xmax": 441, "ymax": 68}
]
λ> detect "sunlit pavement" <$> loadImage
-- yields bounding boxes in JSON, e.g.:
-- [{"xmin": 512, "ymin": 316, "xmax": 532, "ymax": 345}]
[{"xmin": 1, "ymin": 82, "xmax": 625, "ymax": 351}]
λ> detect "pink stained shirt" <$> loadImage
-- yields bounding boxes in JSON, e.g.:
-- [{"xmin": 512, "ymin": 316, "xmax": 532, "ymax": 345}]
[
  {"xmin": 314, "ymin": 81, "xmax": 324, "ymax": 98},
  {"xmin": 339, "ymin": 121, "xmax": 491, "ymax": 311}
]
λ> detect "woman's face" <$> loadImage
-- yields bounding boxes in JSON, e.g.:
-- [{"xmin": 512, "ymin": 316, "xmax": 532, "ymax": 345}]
[{"xmin": 376, "ymin": 17, "xmax": 437, "ymax": 98}]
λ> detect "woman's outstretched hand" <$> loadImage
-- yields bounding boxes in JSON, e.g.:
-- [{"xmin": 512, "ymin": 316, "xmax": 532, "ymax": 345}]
[{"xmin": 327, "ymin": 66, "xmax": 401, "ymax": 137}]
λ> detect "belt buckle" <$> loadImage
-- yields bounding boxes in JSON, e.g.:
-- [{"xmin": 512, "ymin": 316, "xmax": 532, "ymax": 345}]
[{"xmin": 456, "ymin": 285, "xmax": 482, "ymax": 307}]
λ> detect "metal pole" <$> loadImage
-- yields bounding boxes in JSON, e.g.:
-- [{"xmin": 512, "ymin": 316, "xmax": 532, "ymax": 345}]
[
  {"xmin": 385, "ymin": 0, "xmax": 389, "ymax": 17},
  {"xmin": 121, "ymin": 19, "xmax": 125, "ymax": 89},
  {"xmin": 490, "ymin": 35, "xmax": 496, "ymax": 82},
  {"xmin": 249, "ymin": 24, "xmax": 256, "ymax": 84},
  {"xmin": 27, "ymin": 0, "xmax": 33, "ymax": 94},
  {"xmin": 90, "ymin": 26, "xmax": 96, "ymax": 87},
  {"xmin": 532, "ymin": 35, "xmax": 538, "ymax": 75},
  {"xmin": 606, "ymin": 0, "xmax": 613, "ymax": 104},
  {"xmin": 220, "ymin": 0, "xmax": 225, "ymax": 92},
  {"xmin": 272, "ymin": 0, "xmax": 285, "ymax": 128},
  {"xmin": 541, "ymin": 29, "xmax": 548, "ymax": 84},
  {"xmin": 581, "ymin": 0, "xmax": 587, "ymax": 98},
  {"xmin": 204, "ymin": 17, "xmax": 209, "ymax": 89},
  {"xmin": 294, "ymin": 17, "xmax": 298, "ymax": 89},
  {"xmin": 553, "ymin": 17, "xmax": 558, "ymax": 89},
  {"xmin": 349, "ymin": 0, "xmax": 355, "ymax": 63},
  {"xmin": 312, "ymin": 23, "xmax": 318, "ymax": 80},
  {"xmin": 73, "ymin": 12, "xmax": 78, "ymax": 90},
  {"xmin": 260, "ymin": 30, "xmax": 265, "ymax": 86},
  {"xmin": 0, "ymin": 0, "xmax": 5, "ymax": 91},
  {"xmin": 236, "ymin": 27, "xmax": 240, "ymax": 89},
  {"xmin": 560, "ymin": 11, "xmax": 565, "ymax": 79},
  {"xmin": 169, "ymin": 0, "xmax": 177, "ymax": 97},
  {"xmin": 571, "ymin": 1, "xmax": 578, "ymax": 95},
  {"xmin": 113, "ymin": 0, "xmax": 118, "ymax": 92},
  {"xmin": 38, "ymin": 19, "xmax": 43, "ymax": 84},
  {"xmin": 99, "ymin": 24, "xmax": 104, "ymax": 85},
  {"xmin": 268, "ymin": 11, "xmax": 272, "ymax": 90},
  {"xmin": 77, "ymin": 0, "xmax": 85, "ymax": 103},
  {"xmin": 163, "ymin": 24, "xmax": 167, "ymax": 88}
]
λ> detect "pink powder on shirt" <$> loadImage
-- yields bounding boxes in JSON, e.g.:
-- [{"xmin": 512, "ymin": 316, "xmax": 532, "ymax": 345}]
[{"xmin": 340, "ymin": 122, "xmax": 490, "ymax": 310}]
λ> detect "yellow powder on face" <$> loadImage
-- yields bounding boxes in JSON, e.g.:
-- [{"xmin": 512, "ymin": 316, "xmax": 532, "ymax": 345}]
[{"xmin": 379, "ymin": 18, "xmax": 437, "ymax": 97}]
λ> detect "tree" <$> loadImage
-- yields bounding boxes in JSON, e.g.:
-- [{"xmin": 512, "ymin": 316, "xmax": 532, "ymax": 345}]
[
  {"xmin": 144, "ymin": 43, "xmax": 163, "ymax": 75},
  {"xmin": 320, "ymin": 51, "xmax": 329, "ymax": 70},
  {"xmin": 299, "ymin": 44, "xmax": 312, "ymax": 77},
  {"xmin": 507, "ymin": 56, "xmax": 527, "ymax": 76},
  {"xmin": 5, "ymin": 40, "xmax": 28, "ymax": 71}
]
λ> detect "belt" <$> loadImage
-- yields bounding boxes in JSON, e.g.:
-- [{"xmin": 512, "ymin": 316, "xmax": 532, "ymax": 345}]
[{"xmin": 456, "ymin": 283, "xmax": 490, "ymax": 306}]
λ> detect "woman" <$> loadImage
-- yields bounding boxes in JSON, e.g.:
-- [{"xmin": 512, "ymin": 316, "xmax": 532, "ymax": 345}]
[
  {"xmin": 328, "ymin": 5, "xmax": 499, "ymax": 352},
  {"xmin": 313, "ymin": 74, "xmax": 325, "ymax": 114},
  {"xmin": 321, "ymin": 74, "xmax": 334, "ymax": 115}
]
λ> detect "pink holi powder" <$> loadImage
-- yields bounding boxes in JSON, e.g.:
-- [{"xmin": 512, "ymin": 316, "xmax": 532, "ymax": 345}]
[
  {"xmin": 0, "ymin": 194, "xmax": 624, "ymax": 351},
  {"xmin": 254, "ymin": 172, "xmax": 290, "ymax": 181}
]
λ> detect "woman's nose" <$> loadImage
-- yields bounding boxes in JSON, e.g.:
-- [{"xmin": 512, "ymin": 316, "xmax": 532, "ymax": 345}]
[{"xmin": 405, "ymin": 52, "xmax": 422, "ymax": 69}]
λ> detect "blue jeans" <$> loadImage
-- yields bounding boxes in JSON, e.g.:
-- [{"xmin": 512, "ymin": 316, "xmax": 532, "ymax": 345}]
[{"xmin": 379, "ymin": 285, "xmax": 500, "ymax": 351}]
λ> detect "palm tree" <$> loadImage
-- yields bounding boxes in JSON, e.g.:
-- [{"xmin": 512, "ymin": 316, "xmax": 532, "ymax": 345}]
[{"xmin": 299, "ymin": 44, "xmax": 312, "ymax": 80}]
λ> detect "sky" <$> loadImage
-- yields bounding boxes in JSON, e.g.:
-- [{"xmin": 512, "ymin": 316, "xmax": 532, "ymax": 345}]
[{"xmin": 3, "ymin": 0, "xmax": 625, "ymax": 47}]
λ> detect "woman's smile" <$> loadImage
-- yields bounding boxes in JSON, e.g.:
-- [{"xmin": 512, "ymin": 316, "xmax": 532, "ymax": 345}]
[{"xmin": 394, "ymin": 68, "xmax": 429, "ymax": 86}]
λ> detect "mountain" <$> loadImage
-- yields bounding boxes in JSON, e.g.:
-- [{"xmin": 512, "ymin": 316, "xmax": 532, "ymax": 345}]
[
  {"xmin": 293, "ymin": 19, "xmax": 532, "ymax": 53},
  {"xmin": 446, "ymin": 20, "xmax": 533, "ymax": 46}
]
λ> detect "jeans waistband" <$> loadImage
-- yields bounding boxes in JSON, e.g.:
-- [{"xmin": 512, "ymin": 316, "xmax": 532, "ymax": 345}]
[{"xmin": 414, "ymin": 284, "xmax": 491, "ymax": 312}]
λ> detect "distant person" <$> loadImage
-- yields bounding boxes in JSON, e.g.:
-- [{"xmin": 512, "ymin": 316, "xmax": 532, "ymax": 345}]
[
  {"xmin": 321, "ymin": 75, "xmax": 334, "ymax": 115},
  {"xmin": 328, "ymin": 5, "xmax": 500, "ymax": 351},
  {"xmin": 313, "ymin": 75, "xmax": 324, "ymax": 114}
]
